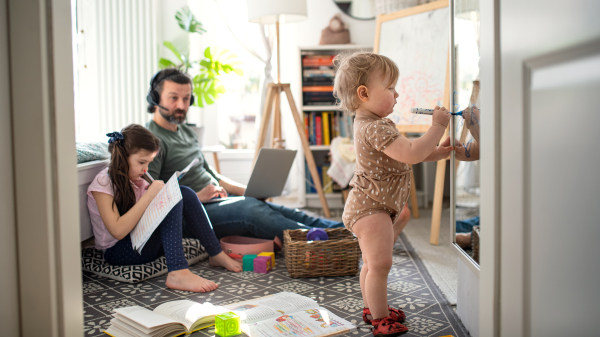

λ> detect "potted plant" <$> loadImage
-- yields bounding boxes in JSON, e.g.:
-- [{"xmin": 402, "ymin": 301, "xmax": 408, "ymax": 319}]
[{"xmin": 159, "ymin": 6, "xmax": 243, "ymax": 107}]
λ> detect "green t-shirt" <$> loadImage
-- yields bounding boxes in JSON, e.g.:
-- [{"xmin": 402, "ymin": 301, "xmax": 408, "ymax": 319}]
[{"xmin": 146, "ymin": 120, "xmax": 223, "ymax": 192}]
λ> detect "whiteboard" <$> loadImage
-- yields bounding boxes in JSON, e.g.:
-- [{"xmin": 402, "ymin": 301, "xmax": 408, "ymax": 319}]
[{"xmin": 376, "ymin": 4, "xmax": 449, "ymax": 127}]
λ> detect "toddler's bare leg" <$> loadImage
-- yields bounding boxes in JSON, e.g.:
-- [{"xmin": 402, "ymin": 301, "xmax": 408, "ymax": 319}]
[
  {"xmin": 353, "ymin": 213, "xmax": 394, "ymax": 320},
  {"xmin": 360, "ymin": 251, "xmax": 369, "ymax": 309},
  {"xmin": 393, "ymin": 205, "xmax": 411, "ymax": 244}
]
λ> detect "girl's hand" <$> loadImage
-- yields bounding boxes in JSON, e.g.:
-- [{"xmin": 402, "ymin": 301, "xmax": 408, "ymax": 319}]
[
  {"xmin": 433, "ymin": 136, "xmax": 454, "ymax": 161},
  {"xmin": 432, "ymin": 106, "xmax": 451, "ymax": 129},
  {"xmin": 462, "ymin": 106, "xmax": 480, "ymax": 126},
  {"xmin": 453, "ymin": 139, "xmax": 468, "ymax": 161},
  {"xmin": 147, "ymin": 180, "xmax": 165, "ymax": 197},
  {"xmin": 197, "ymin": 184, "xmax": 228, "ymax": 202}
]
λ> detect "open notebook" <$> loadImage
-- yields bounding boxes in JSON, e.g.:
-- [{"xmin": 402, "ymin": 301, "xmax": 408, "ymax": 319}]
[{"xmin": 204, "ymin": 148, "xmax": 297, "ymax": 203}]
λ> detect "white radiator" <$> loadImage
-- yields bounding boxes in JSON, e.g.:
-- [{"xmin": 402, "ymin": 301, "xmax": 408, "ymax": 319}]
[{"xmin": 75, "ymin": 0, "xmax": 157, "ymax": 137}]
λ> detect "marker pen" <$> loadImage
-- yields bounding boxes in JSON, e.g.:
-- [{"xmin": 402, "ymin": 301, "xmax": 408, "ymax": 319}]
[
  {"xmin": 411, "ymin": 108, "xmax": 463, "ymax": 116},
  {"xmin": 143, "ymin": 170, "xmax": 154, "ymax": 182}
]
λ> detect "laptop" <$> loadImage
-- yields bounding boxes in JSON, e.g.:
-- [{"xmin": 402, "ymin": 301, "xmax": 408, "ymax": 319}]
[{"xmin": 203, "ymin": 148, "xmax": 297, "ymax": 203}]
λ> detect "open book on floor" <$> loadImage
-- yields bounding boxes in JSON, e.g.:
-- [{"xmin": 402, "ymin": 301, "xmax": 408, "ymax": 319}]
[
  {"xmin": 223, "ymin": 292, "xmax": 356, "ymax": 337},
  {"xmin": 104, "ymin": 299, "xmax": 227, "ymax": 337},
  {"xmin": 104, "ymin": 292, "xmax": 355, "ymax": 337}
]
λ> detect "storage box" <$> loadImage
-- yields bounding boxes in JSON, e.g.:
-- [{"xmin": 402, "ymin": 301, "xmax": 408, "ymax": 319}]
[{"xmin": 283, "ymin": 228, "xmax": 361, "ymax": 278}]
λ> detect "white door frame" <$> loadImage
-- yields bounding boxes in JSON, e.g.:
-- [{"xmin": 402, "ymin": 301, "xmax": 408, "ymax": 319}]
[
  {"xmin": 8, "ymin": 0, "xmax": 84, "ymax": 336},
  {"xmin": 478, "ymin": 0, "xmax": 501, "ymax": 336}
]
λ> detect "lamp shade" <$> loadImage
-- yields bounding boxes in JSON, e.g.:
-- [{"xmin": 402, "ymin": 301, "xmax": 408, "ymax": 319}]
[{"xmin": 247, "ymin": 0, "xmax": 307, "ymax": 24}]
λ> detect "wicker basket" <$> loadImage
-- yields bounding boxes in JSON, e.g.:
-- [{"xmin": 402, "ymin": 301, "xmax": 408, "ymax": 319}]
[{"xmin": 283, "ymin": 228, "xmax": 361, "ymax": 278}]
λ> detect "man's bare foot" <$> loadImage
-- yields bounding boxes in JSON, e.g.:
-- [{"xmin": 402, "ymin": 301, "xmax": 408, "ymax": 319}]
[
  {"xmin": 456, "ymin": 233, "xmax": 472, "ymax": 249},
  {"xmin": 165, "ymin": 269, "xmax": 217, "ymax": 292},
  {"xmin": 209, "ymin": 252, "xmax": 243, "ymax": 272}
]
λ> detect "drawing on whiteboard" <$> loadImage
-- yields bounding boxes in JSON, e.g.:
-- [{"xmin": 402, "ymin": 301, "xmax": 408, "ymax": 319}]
[{"xmin": 377, "ymin": 5, "xmax": 449, "ymax": 128}]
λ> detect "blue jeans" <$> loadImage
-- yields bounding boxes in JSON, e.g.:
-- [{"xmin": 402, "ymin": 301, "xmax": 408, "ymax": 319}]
[
  {"xmin": 201, "ymin": 197, "xmax": 343, "ymax": 240},
  {"xmin": 104, "ymin": 186, "xmax": 222, "ymax": 272},
  {"xmin": 456, "ymin": 216, "xmax": 480, "ymax": 233}
]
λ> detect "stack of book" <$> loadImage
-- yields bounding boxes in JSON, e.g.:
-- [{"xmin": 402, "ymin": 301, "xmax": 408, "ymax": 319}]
[
  {"xmin": 301, "ymin": 54, "xmax": 336, "ymax": 105},
  {"xmin": 303, "ymin": 111, "xmax": 354, "ymax": 146}
]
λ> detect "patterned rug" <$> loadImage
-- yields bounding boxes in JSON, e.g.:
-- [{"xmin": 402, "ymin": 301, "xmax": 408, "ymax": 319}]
[{"xmin": 82, "ymin": 233, "xmax": 470, "ymax": 337}]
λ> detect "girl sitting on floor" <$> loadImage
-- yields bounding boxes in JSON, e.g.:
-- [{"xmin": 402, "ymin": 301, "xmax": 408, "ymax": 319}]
[{"xmin": 87, "ymin": 124, "xmax": 241, "ymax": 293}]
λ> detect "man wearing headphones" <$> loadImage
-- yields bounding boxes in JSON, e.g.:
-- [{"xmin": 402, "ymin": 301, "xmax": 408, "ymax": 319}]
[{"xmin": 145, "ymin": 69, "xmax": 343, "ymax": 241}]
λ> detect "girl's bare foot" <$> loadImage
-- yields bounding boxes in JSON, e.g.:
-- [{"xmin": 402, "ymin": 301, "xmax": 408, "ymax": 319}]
[
  {"xmin": 166, "ymin": 269, "xmax": 217, "ymax": 292},
  {"xmin": 456, "ymin": 233, "xmax": 472, "ymax": 249},
  {"xmin": 209, "ymin": 252, "xmax": 243, "ymax": 272}
]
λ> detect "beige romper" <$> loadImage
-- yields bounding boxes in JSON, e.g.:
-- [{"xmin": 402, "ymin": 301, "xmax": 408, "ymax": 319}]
[{"xmin": 342, "ymin": 114, "xmax": 412, "ymax": 232}]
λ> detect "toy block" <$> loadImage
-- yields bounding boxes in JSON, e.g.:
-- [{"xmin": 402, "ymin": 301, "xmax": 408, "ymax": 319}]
[
  {"xmin": 242, "ymin": 254, "xmax": 257, "ymax": 272},
  {"xmin": 253, "ymin": 255, "xmax": 272, "ymax": 273},
  {"xmin": 258, "ymin": 252, "xmax": 276, "ymax": 266},
  {"xmin": 215, "ymin": 312, "xmax": 241, "ymax": 337}
]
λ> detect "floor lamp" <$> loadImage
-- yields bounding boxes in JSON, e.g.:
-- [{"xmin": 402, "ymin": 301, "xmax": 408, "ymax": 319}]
[{"xmin": 247, "ymin": 0, "xmax": 331, "ymax": 218}]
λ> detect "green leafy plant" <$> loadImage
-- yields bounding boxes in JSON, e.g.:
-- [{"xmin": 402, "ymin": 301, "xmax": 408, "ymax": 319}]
[{"xmin": 159, "ymin": 6, "xmax": 243, "ymax": 107}]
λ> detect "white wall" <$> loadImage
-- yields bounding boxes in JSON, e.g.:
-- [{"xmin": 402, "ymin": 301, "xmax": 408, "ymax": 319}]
[{"xmin": 0, "ymin": 0, "xmax": 20, "ymax": 334}]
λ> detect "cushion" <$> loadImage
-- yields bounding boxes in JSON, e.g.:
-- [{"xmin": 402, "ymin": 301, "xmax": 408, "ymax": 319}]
[
  {"xmin": 76, "ymin": 141, "xmax": 110, "ymax": 164},
  {"xmin": 81, "ymin": 238, "xmax": 208, "ymax": 283}
]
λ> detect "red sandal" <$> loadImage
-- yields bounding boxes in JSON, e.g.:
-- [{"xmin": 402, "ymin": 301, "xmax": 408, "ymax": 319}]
[
  {"xmin": 371, "ymin": 316, "xmax": 408, "ymax": 337},
  {"xmin": 363, "ymin": 306, "xmax": 406, "ymax": 324}
]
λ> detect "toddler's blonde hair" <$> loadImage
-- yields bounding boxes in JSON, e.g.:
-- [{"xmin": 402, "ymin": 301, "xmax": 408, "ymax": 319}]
[{"xmin": 333, "ymin": 51, "xmax": 399, "ymax": 115}]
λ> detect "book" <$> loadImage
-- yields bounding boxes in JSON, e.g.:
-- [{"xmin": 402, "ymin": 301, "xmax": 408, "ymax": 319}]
[
  {"xmin": 130, "ymin": 158, "xmax": 199, "ymax": 253},
  {"xmin": 104, "ymin": 293, "xmax": 355, "ymax": 337},
  {"xmin": 315, "ymin": 115, "xmax": 322, "ymax": 146},
  {"xmin": 322, "ymin": 111, "xmax": 330, "ymax": 146},
  {"xmin": 223, "ymin": 292, "xmax": 355, "ymax": 337},
  {"xmin": 104, "ymin": 300, "xmax": 228, "ymax": 337}
]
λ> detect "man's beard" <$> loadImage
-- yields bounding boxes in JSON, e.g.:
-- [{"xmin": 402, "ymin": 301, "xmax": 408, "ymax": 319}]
[{"xmin": 160, "ymin": 109, "xmax": 187, "ymax": 124}]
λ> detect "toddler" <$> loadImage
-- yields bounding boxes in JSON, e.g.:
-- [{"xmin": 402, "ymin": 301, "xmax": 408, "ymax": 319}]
[
  {"xmin": 334, "ymin": 52, "xmax": 452, "ymax": 336},
  {"xmin": 88, "ymin": 124, "xmax": 242, "ymax": 293}
]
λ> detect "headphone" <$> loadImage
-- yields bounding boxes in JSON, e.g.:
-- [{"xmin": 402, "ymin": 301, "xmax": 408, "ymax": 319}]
[{"xmin": 146, "ymin": 69, "xmax": 195, "ymax": 112}]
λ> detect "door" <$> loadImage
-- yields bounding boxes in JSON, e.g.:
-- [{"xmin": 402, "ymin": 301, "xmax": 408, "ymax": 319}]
[{"xmin": 483, "ymin": 0, "xmax": 600, "ymax": 336}]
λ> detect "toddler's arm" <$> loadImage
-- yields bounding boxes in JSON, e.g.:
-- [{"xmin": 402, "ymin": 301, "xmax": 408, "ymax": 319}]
[
  {"xmin": 383, "ymin": 106, "xmax": 451, "ymax": 164},
  {"xmin": 93, "ymin": 180, "xmax": 165, "ymax": 240}
]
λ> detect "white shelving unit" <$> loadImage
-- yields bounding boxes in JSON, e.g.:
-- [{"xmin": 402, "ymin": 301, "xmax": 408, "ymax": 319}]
[{"xmin": 298, "ymin": 45, "xmax": 371, "ymax": 209}]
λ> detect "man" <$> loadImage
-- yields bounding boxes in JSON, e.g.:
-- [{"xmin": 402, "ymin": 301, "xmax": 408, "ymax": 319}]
[
  {"xmin": 145, "ymin": 68, "xmax": 344, "ymax": 241},
  {"xmin": 453, "ymin": 106, "xmax": 480, "ymax": 248}
]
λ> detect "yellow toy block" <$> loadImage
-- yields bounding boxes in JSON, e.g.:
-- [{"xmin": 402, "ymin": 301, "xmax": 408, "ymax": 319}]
[
  {"xmin": 215, "ymin": 312, "xmax": 241, "ymax": 337},
  {"xmin": 258, "ymin": 252, "xmax": 276, "ymax": 266}
]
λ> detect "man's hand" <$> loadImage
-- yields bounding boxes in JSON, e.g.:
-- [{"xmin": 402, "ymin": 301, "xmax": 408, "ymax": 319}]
[{"xmin": 196, "ymin": 184, "xmax": 228, "ymax": 202}]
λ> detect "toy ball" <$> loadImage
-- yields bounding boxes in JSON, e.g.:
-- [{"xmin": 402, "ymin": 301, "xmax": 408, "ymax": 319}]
[{"xmin": 306, "ymin": 228, "xmax": 329, "ymax": 241}]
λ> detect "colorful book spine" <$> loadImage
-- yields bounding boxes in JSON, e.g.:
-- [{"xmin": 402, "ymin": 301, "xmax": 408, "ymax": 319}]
[
  {"xmin": 315, "ymin": 115, "xmax": 322, "ymax": 145},
  {"xmin": 322, "ymin": 112, "xmax": 330, "ymax": 146}
]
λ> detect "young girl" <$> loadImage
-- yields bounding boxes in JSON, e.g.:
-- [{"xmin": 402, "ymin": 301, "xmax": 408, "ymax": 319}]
[
  {"xmin": 334, "ymin": 52, "xmax": 452, "ymax": 336},
  {"xmin": 87, "ymin": 124, "xmax": 242, "ymax": 293}
]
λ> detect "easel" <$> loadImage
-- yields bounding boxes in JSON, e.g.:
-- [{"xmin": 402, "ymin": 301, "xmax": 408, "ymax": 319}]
[
  {"xmin": 252, "ymin": 21, "xmax": 331, "ymax": 218},
  {"xmin": 253, "ymin": 83, "xmax": 332, "ymax": 218}
]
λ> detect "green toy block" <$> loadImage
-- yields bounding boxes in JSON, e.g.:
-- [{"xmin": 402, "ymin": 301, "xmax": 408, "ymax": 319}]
[
  {"xmin": 215, "ymin": 312, "xmax": 241, "ymax": 337},
  {"xmin": 242, "ymin": 254, "xmax": 257, "ymax": 271}
]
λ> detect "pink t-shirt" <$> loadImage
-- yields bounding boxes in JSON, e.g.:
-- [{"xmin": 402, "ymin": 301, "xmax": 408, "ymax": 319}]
[{"xmin": 87, "ymin": 167, "xmax": 149, "ymax": 249}]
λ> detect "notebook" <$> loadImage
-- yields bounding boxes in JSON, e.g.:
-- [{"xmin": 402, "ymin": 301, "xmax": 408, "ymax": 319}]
[{"xmin": 203, "ymin": 148, "xmax": 297, "ymax": 203}]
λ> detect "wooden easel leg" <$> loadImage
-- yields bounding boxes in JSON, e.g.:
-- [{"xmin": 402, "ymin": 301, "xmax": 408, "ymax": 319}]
[
  {"xmin": 282, "ymin": 86, "xmax": 331, "ymax": 218},
  {"xmin": 408, "ymin": 165, "xmax": 420, "ymax": 218},
  {"xmin": 254, "ymin": 84, "xmax": 276, "ymax": 164},
  {"xmin": 272, "ymin": 88, "xmax": 282, "ymax": 148},
  {"xmin": 430, "ymin": 157, "xmax": 447, "ymax": 245}
]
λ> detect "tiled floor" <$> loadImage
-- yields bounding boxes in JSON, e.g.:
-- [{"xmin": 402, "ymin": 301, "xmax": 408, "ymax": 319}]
[{"xmin": 82, "ymin": 233, "xmax": 469, "ymax": 336}]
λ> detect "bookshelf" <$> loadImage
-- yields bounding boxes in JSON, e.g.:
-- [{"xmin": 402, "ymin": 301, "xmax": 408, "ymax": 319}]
[{"xmin": 298, "ymin": 45, "xmax": 371, "ymax": 209}]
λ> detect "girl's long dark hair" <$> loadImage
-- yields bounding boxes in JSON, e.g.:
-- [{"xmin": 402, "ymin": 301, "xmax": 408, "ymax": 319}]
[{"xmin": 107, "ymin": 124, "xmax": 160, "ymax": 215}]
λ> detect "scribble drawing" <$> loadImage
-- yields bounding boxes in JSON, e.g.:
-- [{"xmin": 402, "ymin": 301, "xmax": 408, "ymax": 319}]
[{"xmin": 392, "ymin": 70, "xmax": 444, "ymax": 125}]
